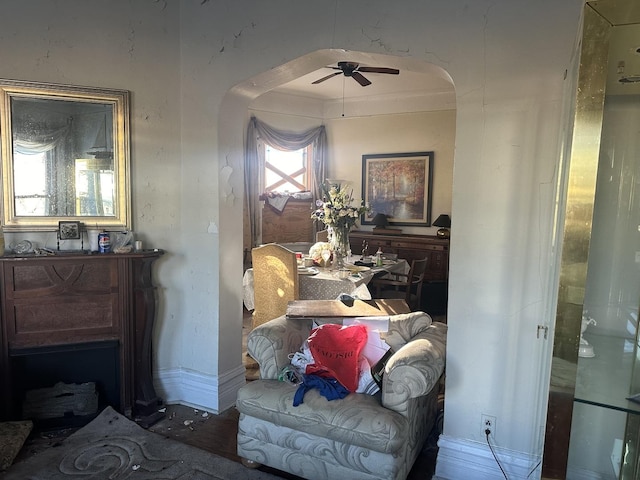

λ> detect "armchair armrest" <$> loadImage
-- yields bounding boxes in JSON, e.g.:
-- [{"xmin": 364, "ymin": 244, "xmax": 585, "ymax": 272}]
[
  {"xmin": 381, "ymin": 322, "xmax": 447, "ymax": 414},
  {"xmin": 247, "ymin": 315, "xmax": 313, "ymax": 380}
]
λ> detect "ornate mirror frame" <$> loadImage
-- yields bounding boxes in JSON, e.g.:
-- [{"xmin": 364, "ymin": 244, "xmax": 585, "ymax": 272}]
[{"xmin": 0, "ymin": 79, "xmax": 131, "ymax": 232}]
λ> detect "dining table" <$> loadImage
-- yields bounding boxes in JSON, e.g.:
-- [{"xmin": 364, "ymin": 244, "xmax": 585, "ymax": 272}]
[{"xmin": 242, "ymin": 256, "xmax": 409, "ymax": 311}]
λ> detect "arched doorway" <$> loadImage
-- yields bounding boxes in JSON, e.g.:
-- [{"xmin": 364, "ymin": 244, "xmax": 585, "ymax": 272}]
[
  {"xmin": 238, "ymin": 49, "xmax": 456, "ymax": 251},
  {"xmin": 216, "ymin": 47, "xmax": 456, "ymax": 392}
]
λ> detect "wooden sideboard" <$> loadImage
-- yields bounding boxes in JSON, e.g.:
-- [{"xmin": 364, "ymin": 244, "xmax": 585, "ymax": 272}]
[
  {"xmin": 0, "ymin": 250, "xmax": 164, "ymax": 426},
  {"xmin": 349, "ymin": 231, "xmax": 449, "ymax": 282}
]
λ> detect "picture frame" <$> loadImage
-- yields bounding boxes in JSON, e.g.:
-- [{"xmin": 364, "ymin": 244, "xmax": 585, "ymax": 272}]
[
  {"xmin": 58, "ymin": 221, "xmax": 82, "ymax": 240},
  {"xmin": 361, "ymin": 151, "xmax": 434, "ymax": 227}
]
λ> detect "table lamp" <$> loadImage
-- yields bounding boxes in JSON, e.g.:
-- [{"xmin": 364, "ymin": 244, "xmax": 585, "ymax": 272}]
[
  {"xmin": 372, "ymin": 213, "xmax": 389, "ymax": 230},
  {"xmin": 433, "ymin": 214, "xmax": 451, "ymax": 239},
  {"xmin": 372, "ymin": 213, "xmax": 401, "ymax": 234}
]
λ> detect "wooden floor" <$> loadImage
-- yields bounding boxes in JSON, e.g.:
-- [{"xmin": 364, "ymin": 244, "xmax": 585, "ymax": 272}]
[
  {"xmin": 14, "ymin": 402, "xmax": 437, "ymax": 480},
  {"xmin": 12, "ymin": 310, "xmax": 440, "ymax": 479},
  {"xmin": 147, "ymin": 402, "xmax": 439, "ymax": 480}
]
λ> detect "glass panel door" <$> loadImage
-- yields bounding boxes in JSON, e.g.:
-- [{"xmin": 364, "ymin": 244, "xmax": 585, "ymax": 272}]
[{"xmin": 566, "ymin": 30, "xmax": 640, "ymax": 480}]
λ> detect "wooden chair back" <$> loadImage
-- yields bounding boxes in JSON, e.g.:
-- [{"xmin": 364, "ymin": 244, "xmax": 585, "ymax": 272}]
[
  {"xmin": 251, "ymin": 243, "xmax": 299, "ymax": 328},
  {"xmin": 315, "ymin": 229, "xmax": 329, "ymax": 242},
  {"xmin": 372, "ymin": 257, "xmax": 429, "ymax": 310}
]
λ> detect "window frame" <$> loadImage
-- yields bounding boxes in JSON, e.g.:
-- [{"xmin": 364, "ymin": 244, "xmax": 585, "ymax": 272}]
[{"xmin": 263, "ymin": 144, "xmax": 313, "ymax": 193}]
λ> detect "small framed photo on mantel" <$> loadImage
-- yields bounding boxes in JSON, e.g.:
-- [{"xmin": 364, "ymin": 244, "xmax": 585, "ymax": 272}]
[
  {"xmin": 361, "ymin": 151, "xmax": 434, "ymax": 227},
  {"xmin": 58, "ymin": 221, "xmax": 82, "ymax": 240}
]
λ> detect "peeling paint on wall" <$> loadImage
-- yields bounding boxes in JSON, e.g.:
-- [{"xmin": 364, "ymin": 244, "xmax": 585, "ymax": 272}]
[{"xmin": 220, "ymin": 163, "xmax": 235, "ymax": 205}]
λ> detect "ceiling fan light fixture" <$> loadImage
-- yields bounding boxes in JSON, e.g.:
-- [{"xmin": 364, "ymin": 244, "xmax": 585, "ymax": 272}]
[
  {"xmin": 619, "ymin": 75, "xmax": 640, "ymax": 83},
  {"xmin": 312, "ymin": 61, "xmax": 399, "ymax": 87}
]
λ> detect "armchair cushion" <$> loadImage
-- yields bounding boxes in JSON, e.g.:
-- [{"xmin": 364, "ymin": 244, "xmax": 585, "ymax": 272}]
[{"xmin": 237, "ymin": 380, "xmax": 408, "ymax": 454}]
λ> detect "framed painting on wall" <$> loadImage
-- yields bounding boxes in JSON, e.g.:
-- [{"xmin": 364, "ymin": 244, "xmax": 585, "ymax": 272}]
[{"xmin": 361, "ymin": 151, "xmax": 434, "ymax": 227}]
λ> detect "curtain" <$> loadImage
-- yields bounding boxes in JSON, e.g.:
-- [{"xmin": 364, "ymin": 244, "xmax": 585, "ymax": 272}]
[
  {"xmin": 13, "ymin": 124, "xmax": 70, "ymax": 155},
  {"xmin": 244, "ymin": 116, "xmax": 327, "ymax": 248},
  {"xmin": 13, "ymin": 120, "xmax": 73, "ymax": 216}
]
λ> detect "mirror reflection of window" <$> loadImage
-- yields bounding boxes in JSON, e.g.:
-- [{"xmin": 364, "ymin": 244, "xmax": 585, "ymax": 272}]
[
  {"xmin": 13, "ymin": 151, "xmax": 47, "ymax": 215},
  {"xmin": 75, "ymin": 159, "xmax": 115, "ymax": 216}
]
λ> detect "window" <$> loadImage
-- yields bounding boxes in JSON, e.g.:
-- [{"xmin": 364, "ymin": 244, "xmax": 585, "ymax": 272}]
[
  {"xmin": 264, "ymin": 144, "xmax": 312, "ymax": 193},
  {"xmin": 75, "ymin": 159, "xmax": 115, "ymax": 216}
]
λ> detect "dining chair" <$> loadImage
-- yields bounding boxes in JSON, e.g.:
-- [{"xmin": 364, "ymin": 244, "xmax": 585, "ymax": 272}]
[
  {"xmin": 315, "ymin": 229, "xmax": 329, "ymax": 242},
  {"xmin": 371, "ymin": 257, "xmax": 428, "ymax": 310},
  {"xmin": 251, "ymin": 243, "xmax": 299, "ymax": 329}
]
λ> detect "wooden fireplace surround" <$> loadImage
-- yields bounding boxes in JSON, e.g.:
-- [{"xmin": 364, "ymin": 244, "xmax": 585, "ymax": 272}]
[{"xmin": 0, "ymin": 250, "xmax": 164, "ymax": 426}]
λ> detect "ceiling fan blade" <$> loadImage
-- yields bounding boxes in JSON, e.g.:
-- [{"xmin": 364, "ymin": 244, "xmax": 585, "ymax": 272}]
[
  {"xmin": 312, "ymin": 71, "xmax": 342, "ymax": 84},
  {"xmin": 357, "ymin": 67, "xmax": 400, "ymax": 75},
  {"xmin": 351, "ymin": 71, "xmax": 372, "ymax": 87}
]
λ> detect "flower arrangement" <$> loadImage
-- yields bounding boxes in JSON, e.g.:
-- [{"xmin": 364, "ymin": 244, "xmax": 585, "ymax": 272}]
[
  {"xmin": 311, "ymin": 181, "xmax": 369, "ymax": 230},
  {"xmin": 311, "ymin": 181, "xmax": 369, "ymax": 267},
  {"xmin": 308, "ymin": 241, "xmax": 332, "ymax": 264}
]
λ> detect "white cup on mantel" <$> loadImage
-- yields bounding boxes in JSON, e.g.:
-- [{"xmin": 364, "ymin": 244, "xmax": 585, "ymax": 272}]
[{"xmin": 87, "ymin": 229, "xmax": 100, "ymax": 252}]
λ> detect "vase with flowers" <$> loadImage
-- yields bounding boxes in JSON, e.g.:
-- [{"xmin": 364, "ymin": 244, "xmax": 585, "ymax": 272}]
[{"xmin": 311, "ymin": 181, "xmax": 369, "ymax": 268}]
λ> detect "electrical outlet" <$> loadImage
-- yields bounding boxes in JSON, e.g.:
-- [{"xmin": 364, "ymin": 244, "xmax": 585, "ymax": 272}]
[{"xmin": 481, "ymin": 414, "xmax": 496, "ymax": 438}]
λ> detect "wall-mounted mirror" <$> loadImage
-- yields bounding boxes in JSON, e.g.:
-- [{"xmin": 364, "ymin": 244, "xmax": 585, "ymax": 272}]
[{"xmin": 0, "ymin": 79, "xmax": 131, "ymax": 232}]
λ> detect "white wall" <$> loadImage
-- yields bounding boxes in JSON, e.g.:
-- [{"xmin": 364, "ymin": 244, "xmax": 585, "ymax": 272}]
[
  {"xmin": 0, "ymin": 0, "xmax": 189, "ymax": 389},
  {"xmin": 0, "ymin": 1, "xmax": 586, "ymax": 477},
  {"xmin": 326, "ymin": 111, "xmax": 455, "ymax": 236}
]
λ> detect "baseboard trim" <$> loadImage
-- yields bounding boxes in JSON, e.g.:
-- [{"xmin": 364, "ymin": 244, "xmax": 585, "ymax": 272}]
[
  {"xmin": 154, "ymin": 365, "xmax": 246, "ymax": 414},
  {"xmin": 436, "ymin": 435, "xmax": 541, "ymax": 480}
]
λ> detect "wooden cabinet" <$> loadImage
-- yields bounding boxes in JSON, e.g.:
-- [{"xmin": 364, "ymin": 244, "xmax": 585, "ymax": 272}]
[
  {"xmin": 349, "ymin": 231, "xmax": 449, "ymax": 282},
  {"xmin": 0, "ymin": 251, "xmax": 164, "ymax": 426}
]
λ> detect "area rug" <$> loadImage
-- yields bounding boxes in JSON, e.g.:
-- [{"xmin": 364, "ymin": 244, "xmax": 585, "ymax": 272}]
[
  {"xmin": 2, "ymin": 406, "xmax": 280, "ymax": 479},
  {"xmin": 0, "ymin": 420, "xmax": 33, "ymax": 471}
]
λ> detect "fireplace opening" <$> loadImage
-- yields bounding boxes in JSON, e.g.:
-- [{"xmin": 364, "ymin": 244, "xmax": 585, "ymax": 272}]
[{"xmin": 9, "ymin": 340, "xmax": 120, "ymax": 429}]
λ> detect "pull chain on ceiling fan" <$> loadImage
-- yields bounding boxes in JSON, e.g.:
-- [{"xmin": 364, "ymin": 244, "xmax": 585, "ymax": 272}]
[{"xmin": 312, "ymin": 61, "xmax": 399, "ymax": 87}]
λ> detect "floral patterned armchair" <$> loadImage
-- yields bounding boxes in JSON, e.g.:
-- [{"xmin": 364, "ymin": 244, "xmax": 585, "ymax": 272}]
[{"xmin": 236, "ymin": 311, "xmax": 447, "ymax": 480}]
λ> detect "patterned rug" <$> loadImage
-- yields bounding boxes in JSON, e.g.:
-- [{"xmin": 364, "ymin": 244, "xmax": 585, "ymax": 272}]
[
  {"xmin": 0, "ymin": 420, "xmax": 33, "ymax": 472},
  {"xmin": 2, "ymin": 406, "xmax": 279, "ymax": 479}
]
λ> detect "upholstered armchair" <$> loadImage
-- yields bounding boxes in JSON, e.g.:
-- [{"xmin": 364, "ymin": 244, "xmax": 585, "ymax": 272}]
[{"xmin": 236, "ymin": 311, "xmax": 447, "ymax": 480}]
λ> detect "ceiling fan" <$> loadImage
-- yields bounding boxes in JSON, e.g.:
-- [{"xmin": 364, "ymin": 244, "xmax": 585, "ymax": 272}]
[{"xmin": 312, "ymin": 61, "xmax": 399, "ymax": 87}]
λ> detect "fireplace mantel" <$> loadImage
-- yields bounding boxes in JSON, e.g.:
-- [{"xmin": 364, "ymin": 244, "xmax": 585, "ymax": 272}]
[{"xmin": 0, "ymin": 250, "xmax": 165, "ymax": 427}]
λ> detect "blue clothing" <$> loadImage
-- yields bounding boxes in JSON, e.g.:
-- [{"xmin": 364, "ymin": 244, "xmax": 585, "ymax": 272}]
[{"xmin": 293, "ymin": 374, "xmax": 350, "ymax": 406}]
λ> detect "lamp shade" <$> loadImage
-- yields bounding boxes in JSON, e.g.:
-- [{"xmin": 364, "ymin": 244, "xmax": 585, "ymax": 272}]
[
  {"xmin": 372, "ymin": 213, "xmax": 389, "ymax": 228},
  {"xmin": 432, "ymin": 214, "xmax": 451, "ymax": 228}
]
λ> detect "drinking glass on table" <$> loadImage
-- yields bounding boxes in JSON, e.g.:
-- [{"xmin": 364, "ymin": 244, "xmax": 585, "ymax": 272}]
[{"xmin": 321, "ymin": 248, "xmax": 331, "ymax": 268}]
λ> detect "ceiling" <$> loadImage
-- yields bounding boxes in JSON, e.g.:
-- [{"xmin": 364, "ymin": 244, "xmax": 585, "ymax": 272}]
[
  {"xmin": 267, "ymin": 2, "xmax": 640, "ymax": 104},
  {"xmin": 588, "ymin": 0, "xmax": 640, "ymax": 26},
  {"xmin": 271, "ymin": 60, "xmax": 454, "ymax": 102},
  {"xmin": 588, "ymin": 0, "xmax": 640, "ymax": 95}
]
